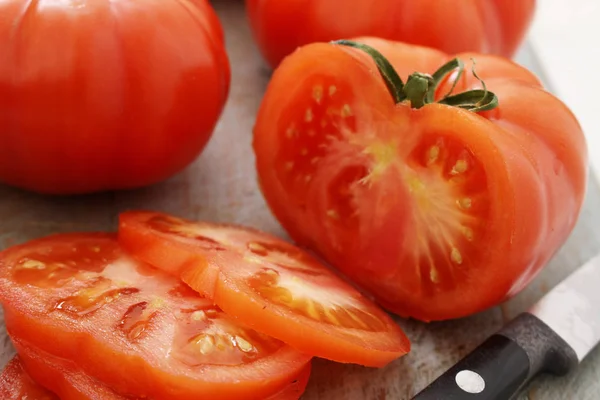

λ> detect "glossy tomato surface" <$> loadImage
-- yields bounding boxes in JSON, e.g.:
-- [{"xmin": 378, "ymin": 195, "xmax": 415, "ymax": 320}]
[
  {"xmin": 252, "ymin": 37, "xmax": 588, "ymax": 321},
  {"xmin": 246, "ymin": 0, "xmax": 536, "ymax": 68},
  {"xmin": 0, "ymin": 354, "xmax": 57, "ymax": 400},
  {"xmin": 119, "ymin": 211, "xmax": 410, "ymax": 366},
  {"xmin": 7, "ymin": 336, "xmax": 311, "ymax": 400},
  {"xmin": 10, "ymin": 337, "xmax": 127, "ymax": 400},
  {"xmin": 266, "ymin": 363, "xmax": 311, "ymax": 400},
  {"xmin": 0, "ymin": 0, "xmax": 230, "ymax": 194},
  {"xmin": 0, "ymin": 233, "xmax": 310, "ymax": 400}
]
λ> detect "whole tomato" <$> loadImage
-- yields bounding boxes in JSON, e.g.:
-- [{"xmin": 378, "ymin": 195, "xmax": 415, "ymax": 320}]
[
  {"xmin": 252, "ymin": 37, "xmax": 588, "ymax": 321},
  {"xmin": 0, "ymin": 0, "xmax": 230, "ymax": 194},
  {"xmin": 246, "ymin": 0, "xmax": 537, "ymax": 68}
]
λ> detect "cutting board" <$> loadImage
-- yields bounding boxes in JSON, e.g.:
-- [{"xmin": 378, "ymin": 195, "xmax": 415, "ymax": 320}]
[{"xmin": 1, "ymin": 1, "xmax": 599, "ymax": 399}]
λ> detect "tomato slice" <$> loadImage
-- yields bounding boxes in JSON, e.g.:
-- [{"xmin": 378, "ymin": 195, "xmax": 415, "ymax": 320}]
[
  {"xmin": 0, "ymin": 354, "xmax": 57, "ymax": 400},
  {"xmin": 6, "ymin": 335, "xmax": 311, "ymax": 400},
  {"xmin": 0, "ymin": 233, "xmax": 310, "ymax": 400},
  {"xmin": 118, "ymin": 211, "xmax": 410, "ymax": 367},
  {"xmin": 10, "ymin": 336, "xmax": 127, "ymax": 400},
  {"xmin": 266, "ymin": 363, "xmax": 311, "ymax": 400}
]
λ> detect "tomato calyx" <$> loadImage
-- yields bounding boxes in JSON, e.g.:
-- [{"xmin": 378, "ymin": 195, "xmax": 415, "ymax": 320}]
[{"xmin": 333, "ymin": 40, "xmax": 498, "ymax": 111}]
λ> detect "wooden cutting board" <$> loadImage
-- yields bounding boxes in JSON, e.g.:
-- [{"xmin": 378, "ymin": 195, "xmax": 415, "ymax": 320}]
[{"xmin": 1, "ymin": 1, "xmax": 598, "ymax": 398}]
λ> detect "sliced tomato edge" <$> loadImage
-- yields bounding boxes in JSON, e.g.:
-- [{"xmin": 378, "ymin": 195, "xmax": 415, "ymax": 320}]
[
  {"xmin": 213, "ymin": 274, "xmax": 410, "ymax": 367},
  {"xmin": 118, "ymin": 211, "xmax": 411, "ymax": 367},
  {"xmin": 0, "ymin": 353, "xmax": 53, "ymax": 399},
  {"xmin": 266, "ymin": 361, "xmax": 312, "ymax": 400},
  {"xmin": 11, "ymin": 335, "xmax": 121, "ymax": 399}
]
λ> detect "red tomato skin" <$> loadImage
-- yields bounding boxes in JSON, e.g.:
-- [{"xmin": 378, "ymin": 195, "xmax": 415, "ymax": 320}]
[
  {"xmin": 0, "ymin": 0, "xmax": 230, "ymax": 194},
  {"xmin": 246, "ymin": 0, "xmax": 536, "ymax": 68},
  {"xmin": 252, "ymin": 38, "xmax": 588, "ymax": 321}
]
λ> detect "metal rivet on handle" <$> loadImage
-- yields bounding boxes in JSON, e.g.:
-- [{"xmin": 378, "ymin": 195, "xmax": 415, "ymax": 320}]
[{"xmin": 455, "ymin": 370, "xmax": 486, "ymax": 394}]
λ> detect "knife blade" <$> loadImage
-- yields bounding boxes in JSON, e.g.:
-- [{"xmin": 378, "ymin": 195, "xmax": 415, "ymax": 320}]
[{"xmin": 413, "ymin": 253, "xmax": 600, "ymax": 400}]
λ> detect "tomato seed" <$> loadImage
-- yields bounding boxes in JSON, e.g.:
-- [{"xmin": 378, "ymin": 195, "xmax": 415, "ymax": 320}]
[
  {"xmin": 341, "ymin": 104, "xmax": 352, "ymax": 117},
  {"xmin": 235, "ymin": 336, "xmax": 254, "ymax": 353},
  {"xmin": 451, "ymin": 160, "xmax": 468, "ymax": 175},
  {"xmin": 457, "ymin": 198, "xmax": 472, "ymax": 209},
  {"xmin": 450, "ymin": 248, "xmax": 463, "ymax": 264},
  {"xmin": 461, "ymin": 226, "xmax": 474, "ymax": 241},
  {"xmin": 304, "ymin": 109, "xmax": 313, "ymax": 122},
  {"xmin": 21, "ymin": 260, "xmax": 46, "ymax": 270},
  {"xmin": 427, "ymin": 146, "xmax": 440, "ymax": 165},
  {"xmin": 312, "ymin": 86, "xmax": 323, "ymax": 104},
  {"xmin": 191, "ymin": 310, "xmax": 207, "ymax": 321}
]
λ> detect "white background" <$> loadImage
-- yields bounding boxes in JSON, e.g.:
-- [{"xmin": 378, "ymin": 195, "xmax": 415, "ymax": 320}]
[{"xmin": 528, "ymin": 0, "xmax": 600, "ymax": 179}]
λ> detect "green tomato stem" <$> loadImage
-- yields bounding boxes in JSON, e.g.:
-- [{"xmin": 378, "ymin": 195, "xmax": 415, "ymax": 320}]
[{"xmin": 332, "ymin": 40, "xmax": 499, "ymax": 112}]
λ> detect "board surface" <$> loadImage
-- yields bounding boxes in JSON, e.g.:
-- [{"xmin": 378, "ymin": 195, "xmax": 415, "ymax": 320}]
[{"xmin": 1, "ymin": 1, "xmax": 598, "ymax": 399}]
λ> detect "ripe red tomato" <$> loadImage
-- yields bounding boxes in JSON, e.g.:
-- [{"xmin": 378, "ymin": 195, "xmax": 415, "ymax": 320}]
[
  {"xmin": 118, "ymin": 211, "xmax": 410, "ymax": 367},
  {"xmin": 0, "ymin": 355, "xmax": 57, "ymax": 400},
  {"xmin": 0, "ymin": 0, "xmax": 230, "ymax": 194},
  {"xmin": 252, "ymin": 37, "xmax": 588, "ymax": 321},
  {"xmin": 0, "ymin": 233, "xmax": 310, "ymax": 400},
  {"xmin": 246, "ymin": 0, "xmax": 537, "ymax": 68}
]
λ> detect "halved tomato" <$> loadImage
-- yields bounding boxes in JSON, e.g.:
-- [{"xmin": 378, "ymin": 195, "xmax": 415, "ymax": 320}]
[
  {"xmin": 7, "ymin": 335, "xmax": 311, "ymax": 400},
  {"xmin": 118, "ymin": 211, "xmax": 410, "ymax": 367},
  {"xmin": 252, "ymin": 37, "xmax": 588, "ymax": 321},
  {"xmin": 0, "ymin": 354, "xmax": 57, "ymax": 400},
  {"xmin": 0, "ymin": 233, "xmax": 310, "ymax": 400}
]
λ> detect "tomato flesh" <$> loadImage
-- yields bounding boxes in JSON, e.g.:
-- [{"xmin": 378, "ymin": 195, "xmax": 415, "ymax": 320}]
[
  {"xmin": 280, "ymin": 85, "xmax": 492, "ymax": 288},
  {"xmin": 266, "ymin": 363, "xmax": 311, "ymax": 400},
  {"xmin": 1, "ymin": 336, "xmax": 311, "ymax": 400},
  {"xmin": 9, "ymin": 337, "xmax": 127, "ymax": 400},
  {"xmin": 0, "ymin": 355, "xmax": 57, "ymax": 400},
  {"xmin": 119, "ymin": 211, "xmax": 410, "ymax": 367},
  {"xmin": 0, "ymin": 233, "xmax": 310, "ymax": 400}
]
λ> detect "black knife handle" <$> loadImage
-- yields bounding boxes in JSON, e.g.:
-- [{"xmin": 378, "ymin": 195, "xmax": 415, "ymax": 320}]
[{"xmin": 413, "ymin": 313, "xmax": 578, "ymax": 400}]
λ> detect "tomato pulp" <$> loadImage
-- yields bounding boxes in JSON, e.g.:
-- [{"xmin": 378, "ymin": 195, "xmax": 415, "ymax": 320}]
[
  {"xmin": 252, "ymin": 38, "xmax": 588, "ymax": 321},
  {"xmin": 0, "ymin": 0, "xmax": 230, "ymax": 194},
  {"xmin": 0, "ymin": 233, "xmax": 310, "ymax": 400},
  {"xmin": 119, "ymin": 211, "xmax": 410, "ymax": 367}
]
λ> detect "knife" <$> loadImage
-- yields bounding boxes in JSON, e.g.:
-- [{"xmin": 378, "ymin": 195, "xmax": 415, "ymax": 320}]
[{"xmin": 413, "ymin": 253, "xmax": 600, "ymax": 400}]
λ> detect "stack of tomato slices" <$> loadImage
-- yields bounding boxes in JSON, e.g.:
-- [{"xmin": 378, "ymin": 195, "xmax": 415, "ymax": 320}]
[{"xmin": 0, "ymin": 211, "xmax": 409, "ymax": 399}]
